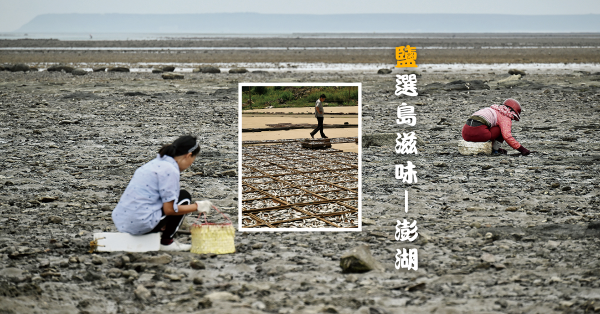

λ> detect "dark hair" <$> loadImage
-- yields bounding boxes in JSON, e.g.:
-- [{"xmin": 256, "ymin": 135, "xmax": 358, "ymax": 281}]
[
  {"xmin": 158, "ymin": 135, "xmax": 200, "ymax": 157},
  {"xmin": 320, "ymin": 94, "xmax": 326, "ymax": 99}
]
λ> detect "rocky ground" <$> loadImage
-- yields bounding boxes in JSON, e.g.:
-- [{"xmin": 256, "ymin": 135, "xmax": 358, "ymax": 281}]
[{"xmin": 0, "ymin": 62, "xmax": 599, "ymax": 314}]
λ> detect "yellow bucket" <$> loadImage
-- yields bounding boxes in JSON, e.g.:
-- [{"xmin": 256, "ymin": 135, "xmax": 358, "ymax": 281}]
[{"xmin": 190, "ymin": 206, "xmax": 236, "ymax": 255}]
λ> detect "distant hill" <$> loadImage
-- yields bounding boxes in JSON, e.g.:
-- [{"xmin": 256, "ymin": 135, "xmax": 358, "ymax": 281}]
[{"xmin": 15, "ymin": 13, "xmax": 600, "ymax": 33}]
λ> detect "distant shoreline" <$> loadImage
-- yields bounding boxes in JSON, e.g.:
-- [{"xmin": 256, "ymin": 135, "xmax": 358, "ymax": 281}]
[{"xmin": 2, "ymin": 36, "xmax": 600, "ymax": 64}]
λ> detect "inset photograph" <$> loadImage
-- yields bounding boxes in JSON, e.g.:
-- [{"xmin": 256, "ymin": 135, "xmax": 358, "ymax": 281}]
[{"xmin": 238, "ymin": 83, "xmax": 361, "ymax": 231}]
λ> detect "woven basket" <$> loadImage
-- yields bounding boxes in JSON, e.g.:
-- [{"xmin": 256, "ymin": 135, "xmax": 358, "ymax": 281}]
[{"xmin": 190, "ymin": 206, "xmax": 236, "ymax": 255}]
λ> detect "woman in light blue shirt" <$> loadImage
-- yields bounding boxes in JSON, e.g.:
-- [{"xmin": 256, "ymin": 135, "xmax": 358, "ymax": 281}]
[{"xmin": 112, "ymin": 135, "xmax": 212, "ymax": 251}]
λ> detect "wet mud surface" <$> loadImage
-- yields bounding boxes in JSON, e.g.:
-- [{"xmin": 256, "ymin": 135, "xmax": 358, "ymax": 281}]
[
  {"xmin": 0, "ymin": 64, "xmax": 599, "ymax": 313},
  {"xmin": 2, "ymin": 34, "xmax": 600, "ymax": 64}
]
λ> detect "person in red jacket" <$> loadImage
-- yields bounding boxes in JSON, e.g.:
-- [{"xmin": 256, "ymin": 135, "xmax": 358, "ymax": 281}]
[{"xmin": 461, "ymin": 98, "xmax": 531, "ymax": 155}]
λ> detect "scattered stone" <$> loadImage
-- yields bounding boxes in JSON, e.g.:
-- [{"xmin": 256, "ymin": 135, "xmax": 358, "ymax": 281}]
[
  {"xmin": 551, "ymin": 182, "xmax": 560, "ymax": 189},
  {"xmin": 252, "ymin": 301, "xmax": 266, "ymax": 310},
  {"xmin": 47, "ymin": 216, "xmax": 62, "ymax": 224},
  {"xmin": 505, "ymin": 206, "xmax": 518, "ymax": 212},
  {"xmin": 47, "ymin": 64, "xmax": 75, "ymax": 73},
  {"xmin": 10, "ymin": 63, "xmax": 30, "ymax": 72},
  {"xmin": 162, "ymin": 73, "xmax": 184, "ymax": 79},
  {"xmin": 193, "ymin": 277, "xmax": 203, "ymax": 285},
  {"xmin": 190, "ymin": 259, "xmax": 206, "ymax": 269},
  {"xmin": 164, "ymin": 274, "xmax": 182, "ymax": 281},
  {"xmin": 134, "ymin": 284, "xmax": 151, "ymax": 301},
  {"xmin": 91, "ymin": 255, "xmax": 107, "ymax": 265},
  {"xmin": 498, "ymin": 75, "xmax": 523, "ymax": 87},
  {"xmin": 205, "ymin": 291, "xmax": 240, "ymax": 302},
  {"xmin": 229, "ymin": 68, "xmax": 248, "ymax": 74},
  {"xmin": 83, "ymin": 269, "xmax": 105, "ymax": 281},
  {"xmin": 0, "ymin": 268, "xmax": 27, "ymax": 283},
  {"xmin": 92, "ymin": 67, "xmax": 106, "ymax": 72},
  {"xmin": 152, "ymin": 68, "xmax": 163, "ymax": 73},
  {"xmin": 481, "ymin": 253, "xmax": 496, "ymax": 263},
  {"xmin": 377, "ymin": 69, "xmax": 392, "ymax": 74},
  {"xmin": 466, "ymin": 206, "xmax": 483, "ymax": 212},
  {"xmin": 145, "ymin": 254, "xmax": 172, "ymax": 264},
  {"xmin": 38, "ymin": 196, "xmax": 58, "ymax": 203},
  {"xmin": 71, "ymin": 68, "xmax": 87, "ymax": 76},
  {"xmin": 108, "ymin": 67, "xmax": 130, "ymax": 72},
  {"xmin": 340, "ymin": 245, "xmax": 384, "ymax": 273},
  {"xmin": 162, "ymin": 66, "xmax": 175, "ymax": 72},
  {"xmin": 124, "ymin": 91, "xmax": 147, "ymax": 96},
  {"xmin": 562, "ymin": 186, "xmax": 571, "ymax": 191},
  {"xmin": 251, "ymin": 243, "xmax": 263, "ymax": 249},
  {"xmin": 198, "ymin": 66, "xmax": 221, "ymax": 73},
  {"xmin": 321, "ymin": 306, "xmax": 340, "ymax": 313},
  {"xmin": 433, "ymin": 161, "xmax": 448, "ymax": 167},
  {"xmin": 362, "ymin": 218, "xmax": 376, "ymax": 225},
  {"xmin": 218, "ymin": 169, "xmax": 237, "ymax": 177},
  {"xmin": 197, "ymin": 297, "xmax": 212, "ymax": 309},
  {"xmin": 508, "ymin": 69, "xmax": 526, "ymax": 76}
]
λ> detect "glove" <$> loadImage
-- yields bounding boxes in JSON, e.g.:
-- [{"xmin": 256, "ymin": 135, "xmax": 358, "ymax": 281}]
[
  {"xmin": 195, "ymin": 200, "xmax": 212, "ymax": 214},
  {"xmin": 517, "ymin": 145, "xmax": 530, "ymax": 156}
]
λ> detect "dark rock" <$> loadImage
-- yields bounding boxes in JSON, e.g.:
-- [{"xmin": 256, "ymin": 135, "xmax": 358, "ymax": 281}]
[
  {"xmin": 124, "ymin": 91, "xmax": 147, "ymax": 96},
  {"xmin": 107, "ymin": 67, "xmax": 130, "ymax": 72},
  {"xmin": 162, "ymin": 66, "xmax": 175, "ymax": 72},
  {"xmin": 47, "ymin": 64, "xmax": 75, "ymax": 73},
  {"xmin": 38, "ymin": 196, "xmax": 58, "ymax": 203},
  {"xmin": 152, "ymin": 68, "xmax": 163, "ymax": 73},
  {"xmin": 71, "ymin": 68, "xmax": 87, "ymax": 76},
  {"xmin": 92, "ymin": 67, "xmax": 106, "ymax": 72},
  {"xmin": 444, "ymin": 80, "xmax": 489, "ymax": 91},
  {"xmin": 62, "ymin": 92, "xmax": 97, "ymax": 100},
  {"xmin": 190, "ymin": 260, "xmax": 206, "ymax": 270},
  {"xmin": 509, "ymin": 69, "xmax": 527, "ymax": 76},
  {"xmin": 83, "ymin": 269, "xmax": 105, "ymax": 281},
  {"xmin": 197, "ymin": 297, "xmax": 212, "ymax": 309},
  {"xmin": 162, "ymin": 73, "xmax": 184, "ymax": 80},
  {"xmin": 193, "ymin": 277, "xmax": 203, "ymax": 285},
  {"xmin": 47, "ymin": 216, "xmax": 62, "ymax": 224},
  {"xmin": 201, "ymin": 66, "xmax": 221, "ymax": 73},
  {"xmin": 10, "ymin": 63, "xmax": 30, "ymax": 72},
  {"xmin": 252, "ymin": 70, "xmax": 268, "ymax": 74},
  {"xmin": 340, "ymin": 244, "xmax": 384, "ymax": 273},
  {"xmin": 28, "ymin": 67, "xmax": 38, "ymax": 72},
  {"xmin": 229, "ymin": 68, "xmax": 248, "ymax": 74},
  {"xmin": 377, "ymin": 69, "xmax": 392, "ymax": 74}
]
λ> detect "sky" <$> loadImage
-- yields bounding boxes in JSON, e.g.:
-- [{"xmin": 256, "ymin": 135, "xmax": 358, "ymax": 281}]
[{"xmin": 1, "ymin": 0, "xmax": 600, "ymax": 32}]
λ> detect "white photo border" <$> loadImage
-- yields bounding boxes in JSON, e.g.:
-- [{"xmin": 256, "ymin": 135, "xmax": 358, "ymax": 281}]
[{"xmin": 238, "ymin": 82, "xmax": 362, "ymax": 232}]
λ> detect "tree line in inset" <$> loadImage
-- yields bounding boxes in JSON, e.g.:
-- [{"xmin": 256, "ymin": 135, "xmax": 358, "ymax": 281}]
[{"xmin": 242, "ymin": 86, "xmax": 359, "ymax": 109}]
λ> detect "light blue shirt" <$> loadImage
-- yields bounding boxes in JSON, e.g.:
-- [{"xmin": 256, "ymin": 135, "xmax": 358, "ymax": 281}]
[{"xmin": 112, "ymin": 154, "xmax": 180, "ymax": 235}]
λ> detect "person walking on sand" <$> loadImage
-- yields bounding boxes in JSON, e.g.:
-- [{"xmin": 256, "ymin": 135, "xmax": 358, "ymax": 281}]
[
  {"xmin": 111, "ymin": 135, "xmax": 213, "ymax": 251},
  {"xmin": 461, "ymin": 98, "xmax": 531, "ymax": 156},
  {"xmin": 310, "ymin": 94, "xmax": 328, "ymax": 139}
]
